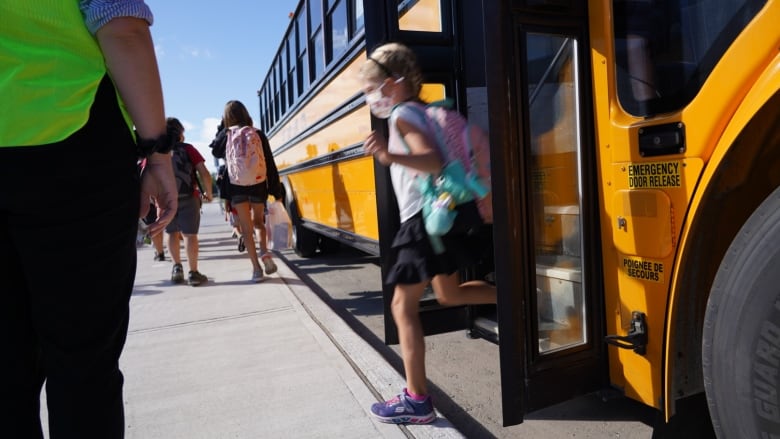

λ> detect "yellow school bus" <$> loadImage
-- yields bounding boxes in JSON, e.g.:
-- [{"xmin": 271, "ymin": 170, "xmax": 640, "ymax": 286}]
[{"xmin": 257, "ymin": 0, "xmax": 780, "ymax": 436}]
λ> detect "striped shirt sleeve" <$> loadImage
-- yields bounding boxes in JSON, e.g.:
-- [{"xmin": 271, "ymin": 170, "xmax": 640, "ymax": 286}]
[{"xmin": 79, "ymin": 0, "xmax": 154, "ymax": 34}]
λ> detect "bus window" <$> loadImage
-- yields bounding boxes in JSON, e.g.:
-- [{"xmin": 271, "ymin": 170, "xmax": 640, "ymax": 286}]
[
  {"xmin": 352, "ymin": 0, "xmax": 364, "ymax": 35},
  {"xmin": 526, "ymin": 33, "xmax": 587, "ymax": 354},
  {"xmin": 296, "ymin": 13, "xmax": 310, "ymax": 94},
  {"xmin": 309, "ymin": 0, "xmax": 322, "ymax": 31},
  {"xmin": 276, "ymin": 62, "xmax": 285, "ymax": 116},
  {"xmin": 398, "ymin": 0, "xmax": 443, "ymax": 32},
  {"xmin": 613, "ymin": 0, "xmax": 766, "ymax": 117},
  {"xmin": 328, "ymin": 0, "xmax": 348, "ymax": 64},
  {"xmin": 310, "ymin": 0, "xmax": 325, "ymax": 82},
  {"xmin": 285, "ymin": 39, "xmax": 296, "ymax": 108},
  {"xmin": 312, "ymin": 29, "xmax": 325, "ymax": 81}
]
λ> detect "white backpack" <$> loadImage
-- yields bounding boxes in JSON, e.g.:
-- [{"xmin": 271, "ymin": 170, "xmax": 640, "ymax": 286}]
[{"xmin": 225, "ymin": 125, "xmax": 266, "ymax": 186}]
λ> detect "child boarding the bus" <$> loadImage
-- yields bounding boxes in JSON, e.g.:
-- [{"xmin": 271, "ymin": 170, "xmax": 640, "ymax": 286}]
[{"xmin": 361, "ymin": 42, "xmax": 497, "ymax": 424}]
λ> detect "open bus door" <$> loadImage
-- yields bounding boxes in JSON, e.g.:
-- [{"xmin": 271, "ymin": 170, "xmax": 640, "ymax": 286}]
[
  {"xmin": 482, "ymin": 1, "xmax": 609, "ymax": 425},
  {"xmin": 365, "ymin": 0, "xmax": 607, "ymax": 426}
]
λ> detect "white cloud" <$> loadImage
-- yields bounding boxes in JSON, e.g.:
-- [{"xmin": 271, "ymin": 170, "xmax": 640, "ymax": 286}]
[
  {"xmin": 181, "ymin": 46, "xmax": 213, "ymax": 59},
  {"xmin": 182, "ymin": 117, "xmax": 222, "ymax": 173}
]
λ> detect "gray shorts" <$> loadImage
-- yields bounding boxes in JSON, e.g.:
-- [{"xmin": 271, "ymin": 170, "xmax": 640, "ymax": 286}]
[{"xmin": 165, "ymin": 196, "xmax": 201, "ymax": 235}]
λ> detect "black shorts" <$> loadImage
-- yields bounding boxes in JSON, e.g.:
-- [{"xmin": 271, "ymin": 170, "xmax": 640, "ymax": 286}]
[
  {"xmin": 384, "ymin": 201, "xmax": 484, "ymax": 286},
  {"xmin": 230, "ymin": 182, "xmax": 268, "ymax": 205}
]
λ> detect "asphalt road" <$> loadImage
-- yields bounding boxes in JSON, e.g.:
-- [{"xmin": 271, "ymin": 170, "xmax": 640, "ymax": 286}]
[{"xmin": 275, "ymin": 243, "xmax": 716, "ymax": 439}]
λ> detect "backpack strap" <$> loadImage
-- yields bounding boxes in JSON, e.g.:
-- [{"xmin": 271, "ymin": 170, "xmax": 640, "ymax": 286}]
[
  {"xmin": 389, "ymin": 102, "xmax": 447, "ymax": 254},
  {"xmin": 397, "ymin": 102, "xmax": 447, "ymax": 162},
  {"xmin": 390, "ymin": 102, "xmax": 428, "ymax": 151}
]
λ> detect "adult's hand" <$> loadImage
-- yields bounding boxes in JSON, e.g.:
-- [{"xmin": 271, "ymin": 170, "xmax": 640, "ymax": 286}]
[{"xmin": 139, "ymin": 152, "xmax": 177, "ymax": 236}]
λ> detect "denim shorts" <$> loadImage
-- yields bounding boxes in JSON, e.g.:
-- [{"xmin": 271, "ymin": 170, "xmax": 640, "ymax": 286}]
[{"xmin": 230, "ymin": 182, "xmax": 268, "ymax": 205}]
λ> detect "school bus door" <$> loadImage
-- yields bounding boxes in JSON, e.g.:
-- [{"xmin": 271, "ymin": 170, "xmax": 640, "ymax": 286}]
[{"xmin": 482, "ymin": 1, "xmax": 609, "ymax": 426}]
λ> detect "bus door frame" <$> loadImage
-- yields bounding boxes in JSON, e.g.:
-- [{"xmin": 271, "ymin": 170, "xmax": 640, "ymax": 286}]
[{"xmin": 483, "ymin": 0, "xmax": 608, "ymax": 426}]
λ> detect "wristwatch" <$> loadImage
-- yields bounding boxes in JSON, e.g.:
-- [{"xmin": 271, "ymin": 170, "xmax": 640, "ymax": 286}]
[{"xmin": 136, "ymin": 132, "xmax": 173, "ymax": 158}]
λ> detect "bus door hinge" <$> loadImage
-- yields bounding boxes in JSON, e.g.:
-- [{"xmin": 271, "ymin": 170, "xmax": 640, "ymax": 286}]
[{"xmin": 605, "ymin": 311, "xmax": 647, "ymax": 355}]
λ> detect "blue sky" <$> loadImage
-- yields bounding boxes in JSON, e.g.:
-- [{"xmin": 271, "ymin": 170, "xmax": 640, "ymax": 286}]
[{"xmin": 146, "ymin": 0, "xmax": 300, "ymax": 172}]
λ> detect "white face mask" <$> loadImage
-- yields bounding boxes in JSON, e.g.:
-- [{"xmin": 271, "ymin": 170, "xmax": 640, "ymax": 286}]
[{"xmin": 365, "ymin": 82, "xmax": 394, "ymax": 119}]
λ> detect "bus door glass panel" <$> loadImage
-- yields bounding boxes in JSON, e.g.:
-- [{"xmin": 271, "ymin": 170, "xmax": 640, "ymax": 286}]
[
  {"xmin": 398, "ymin": 0, "xmax": 442, "ymax": 32},
  {"xmin": 526, "ymin": 33, "xmax": 587, "ymax": 354}
]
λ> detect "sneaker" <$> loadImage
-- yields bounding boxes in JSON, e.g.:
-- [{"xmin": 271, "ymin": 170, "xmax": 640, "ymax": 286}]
[
  {"xmin": 153, "ymin": 252, "xmax": 165, "ymax": 262},
  {"xmin": 188, "ymin": 270, "xmax": 208, "ymax": 286},
  {"xmin": 238, "ymin": 236, "xmax": 246, "ymax": 252},
  {"xmin": 370, "ymin": 389, "xmax": 435, "ymax": 424},
  {"xmin": 171, "ymin": 264, "xmax": 184, "ymax": 284},
  {"xmin": 251, "ymin": 268, "xmax": 265, "ymax": 283},
  {"xmin": 261, "ymin": 253, "xmax": 277, "ymax": 275}
]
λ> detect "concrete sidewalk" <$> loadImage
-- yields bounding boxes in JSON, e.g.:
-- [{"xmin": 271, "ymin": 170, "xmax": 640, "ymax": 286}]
[{"xmin": 117, "ymin": 202, "xmax": 464, "ymax": 438}]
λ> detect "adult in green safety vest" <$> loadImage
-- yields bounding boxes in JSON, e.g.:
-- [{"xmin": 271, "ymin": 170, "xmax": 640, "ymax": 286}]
[{"xmin": 0, "ymin": 1, "xmax": 177, "ymax": 438}]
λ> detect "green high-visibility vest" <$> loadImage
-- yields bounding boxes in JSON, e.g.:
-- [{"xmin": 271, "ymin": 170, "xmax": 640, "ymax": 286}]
[{"xmin": 0, "ymin": 1, "xmax": 131, "ymax": 147}]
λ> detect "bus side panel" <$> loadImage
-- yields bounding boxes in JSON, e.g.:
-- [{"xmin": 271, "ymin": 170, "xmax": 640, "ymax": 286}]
[
  {"xmin": 665, "ymin": 49, "xmax": 780, "ymax": 417},
  {"xmin": 590, "ymin": 0, "xmax": 780, "ymax": 413},
  {"xmin": 271, "ymin": 109, "xmax": 372, "ymax": 173},
  {"xmin": 285, "ymin": 156, "xmax": 378, "ymax": 241},
  {"xmin": 272, "ymin": 100, "xmax": 378, "ymax": 249}
]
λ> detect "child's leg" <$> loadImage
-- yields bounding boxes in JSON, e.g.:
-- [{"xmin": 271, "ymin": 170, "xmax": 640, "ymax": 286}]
[
  {"xmin": 392, "ymin": 281, "xmax": 429, "ymax": 396},
  {"xmin": 151, "ymin": 231, "xmax": 164, "ymax": 255},
  {"xmin": 234, "ymin": 202, "xmax": 262, "ymax": 272},
  {"xmin": 259, "ymin": 209, "xmax": 269, "ymax": 251},
  {"xmin": 167, "ymin": 231, "xmax": 182, "ymax": 264},
  {"xmin": 431, "ymin": 272, "xmax": 496, "ymax": 307},
  {"xmin": 251, "ymin": 202, "xmax": 268, "ymax": 254}
]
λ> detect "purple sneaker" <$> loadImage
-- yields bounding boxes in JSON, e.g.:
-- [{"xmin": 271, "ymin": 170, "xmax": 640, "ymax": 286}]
[{"xmin": 370, "ymin": 389, "xmax": 435, "ymax": 424}]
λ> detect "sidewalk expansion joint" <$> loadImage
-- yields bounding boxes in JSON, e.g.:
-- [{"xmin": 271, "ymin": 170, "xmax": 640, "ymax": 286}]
[{"xmin": 128, "ymin": 306, "xmax": 293, "ymax": 334}]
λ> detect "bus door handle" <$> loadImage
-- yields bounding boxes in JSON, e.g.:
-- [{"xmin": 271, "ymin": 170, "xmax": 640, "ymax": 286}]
[{"xmin": 605, "ymin": 311, "xmax": 647, "ymax": 355}]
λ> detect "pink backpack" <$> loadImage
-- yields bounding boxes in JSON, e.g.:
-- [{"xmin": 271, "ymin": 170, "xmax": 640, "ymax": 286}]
[
  {"xmin": 226, "ymin": 126, "xmax": 266, "ymax": 186},
  {"xmin": 411, "ymin": 101, "xmax": 493, "ymax": 224}
]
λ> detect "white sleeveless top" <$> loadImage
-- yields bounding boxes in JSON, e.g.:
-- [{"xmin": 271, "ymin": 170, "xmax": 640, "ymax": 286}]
[{"xmin": 387, "ymin": 103, "xmax": 432, "ymax": 223}]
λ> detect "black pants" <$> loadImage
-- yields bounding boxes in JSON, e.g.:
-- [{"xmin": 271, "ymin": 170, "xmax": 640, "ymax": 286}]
[{"xmin": 0, "ymin": 77, "xmax": 139, "ymax": 438}]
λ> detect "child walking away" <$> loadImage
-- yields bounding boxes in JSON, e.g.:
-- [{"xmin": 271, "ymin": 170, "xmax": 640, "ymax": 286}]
[
  {"xmin": 165, "ymin": 117, "xmax": 213, "ymax": 286},
  {"xmin": 222, "ymin": 100, "xmax": 278, "ymax": 282},
  {"xmin": 360, "ymin": 42, "xmax": 497, "ymax": 424}
]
